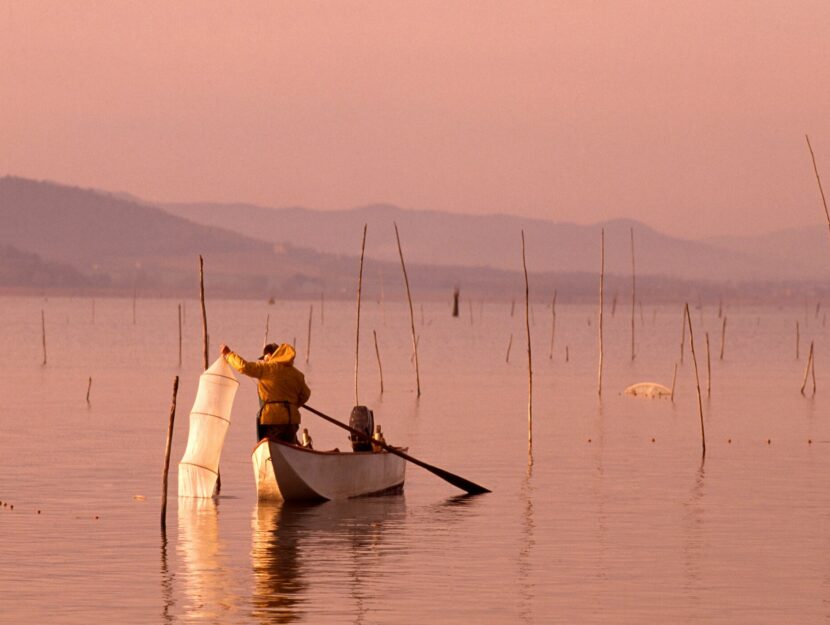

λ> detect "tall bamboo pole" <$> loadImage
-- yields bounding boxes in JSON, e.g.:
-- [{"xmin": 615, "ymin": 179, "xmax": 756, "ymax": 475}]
[
  {"xmin": 685, "ymin": 303, "xmax": 706, "ymax": 457},
  {"xmin": 305, "ymin": 304, "xmax": 313, "ymax": 364},
  {"xmin": 355, "ymin": 224, "xmax": 367, "ymax": 406},
  {"xmin": 521, "ymin": 230, "xmax": 532, "ymax": 449},
  {"xmin": 812, "ymin": 345, "xmax": 817, "ymax": 395},
  {"xmin": 796, "ymin": 321, "xmax": 801, "ymax": 360},
  {"xmin": 597, "ymin": 229, "xmax": 604, "ymax": 396},
  {"xmin": 160, "ymin": 376, "xmax": 179, "ymax": 530},
  {"xmin": 680, "ymin": 306, "xmax": 686, "ymax": 364},
  {"xmin": 373, "ymin": 329, "xmax": 384, "ymax": 394},
  {"xmin": 394, "ymin": 222, "xmax": 421, "ymax": 397},
  {"xmin": 41, "ymin": 309, "xmax": 46, "ymax": 366},
  {"xmin": 719, "ymin": 316, "xmax": 727, "ymax": 360},
  {"xmin": 801, "ymin": 341, "xmax": 814, "ymax": 395},
  {"xmin": 705, "ymin": 332, "xmax": 711, "ymax": 397},
  {"xmin": 198, "ymin": 255, "xmax": 208, "ymax": 370},
  {"xmin": 806, "ymin": 135, "xmax": 830, "ymax": 243},
  {"xmin": 86, "ymin": 377, "xmax": 92, "ymax": 404},
  {"xmin": 630, "ymin": 227, "xmax": 636, "ymax": 361},
  {"xmin": 263, "ymin": 313, "xmax": 270, "ymax": 348},
  {"xmin": 670, "ymin": 362, "xmax": 678, "ymax": 402}
]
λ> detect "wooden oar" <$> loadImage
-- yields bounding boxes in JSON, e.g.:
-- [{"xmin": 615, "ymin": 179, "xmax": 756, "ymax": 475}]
[{"xmin": 301, "ymin": 404, "xmax": 491, "ymax": 495}]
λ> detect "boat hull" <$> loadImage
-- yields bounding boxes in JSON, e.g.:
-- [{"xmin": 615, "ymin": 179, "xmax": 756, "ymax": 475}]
[{"xmin": 252, "ymin": 439, "xmax": 406, "ymax": 501}]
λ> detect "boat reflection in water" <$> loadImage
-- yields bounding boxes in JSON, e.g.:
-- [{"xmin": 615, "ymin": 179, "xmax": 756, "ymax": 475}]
[
  {"xmin": 251, "ymin": 496, "xmax": 407, "ymax": 624},
  {"xmin": 177, "ymin": 497, "xmax": 239, "ymax": 621}
]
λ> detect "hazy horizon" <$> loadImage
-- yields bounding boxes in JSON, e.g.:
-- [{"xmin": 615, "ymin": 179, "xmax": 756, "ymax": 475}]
[{"xmin": 3, "ymin": 1, "xmax": 830, "ymax": 240}]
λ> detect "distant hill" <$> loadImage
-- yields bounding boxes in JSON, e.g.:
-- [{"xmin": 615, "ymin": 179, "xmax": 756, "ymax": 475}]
[
  {"xmin": 706, "ymin": 225, "xmax": 830, "ymax": 279},
  {"xmin": 0, "ymin": 244, "xmax": 97, "ymax": 289},
  {"xmin": 162, "ymin": 202, "xmax": 803, "ymax": 282},
  {"xmin": 3, "ymin": 176, "xmax": 830, "ymax": 302}
]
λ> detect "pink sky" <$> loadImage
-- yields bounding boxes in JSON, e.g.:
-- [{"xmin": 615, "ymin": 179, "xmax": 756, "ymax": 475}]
[{"xmin": 2, "ymin": 0, "xmax": 830, "ymax": 238}]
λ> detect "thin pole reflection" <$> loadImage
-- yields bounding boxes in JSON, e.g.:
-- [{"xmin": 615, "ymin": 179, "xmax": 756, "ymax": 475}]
[
  {"xmin": 682, "ymin": 457, "xmax": 706, "ymax": 621},
  {"xmin": 160, "ymin": 527, "xmax": 174, "ymax": 625},
  {"xmin": 518, "ymin": 459, "xmax": 535, "ymax": 624}
]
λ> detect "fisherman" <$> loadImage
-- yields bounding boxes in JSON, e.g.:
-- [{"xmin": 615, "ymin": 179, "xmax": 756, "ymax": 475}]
[{"xmin": 220, "ymin": 342, "xmax": 311, "ymax": 444}]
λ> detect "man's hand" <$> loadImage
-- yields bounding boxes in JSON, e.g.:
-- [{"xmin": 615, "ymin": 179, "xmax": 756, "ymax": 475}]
[{"xmin": 219, "ymin": 344, "xmax": 231, "ymax": 356}]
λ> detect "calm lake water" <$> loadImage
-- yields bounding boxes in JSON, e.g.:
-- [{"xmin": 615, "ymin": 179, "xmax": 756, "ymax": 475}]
[{"xmin": 1, "ymin": 294, "xmax": 829, "ymax": 624}]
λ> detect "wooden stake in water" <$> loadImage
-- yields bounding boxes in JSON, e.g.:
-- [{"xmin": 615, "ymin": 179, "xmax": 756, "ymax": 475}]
[
  {"xmin": 685, "ymin": 303, "xmax": 706, "ymax": 457},
  {"xmin": 630, "ymin": 226, "xmax": 636, "ymax": 361},
  {"xmin": 41, "ymin": 309, "xmax": 47, "ymax": 366},
  {"xmin": 505, "ymin": 333, "xmax": 514, "ymax": 363},
  {"xmin": 679, "ymin": 306, "xmax": 686, "ymax": 364},
  {"xmin": 177, "ymin": 304, "xmax": 182, "ymax": 367},
  {"xmin": 549, "ymin": 291, "xmax": 557, "ymax": 360},
  {"xmin": 305, "ymin": 304, "xmax": 313, "ymax": 364},
  {"xmin": 373, "ymin": 329, "xmax": 384, "ymax": 394},
  {"xmin": 355, "ymin": 224, "xmax": 367, "ymax": 406},
  {"xmin": 812, "ymin": 345, "xmax": 817, "ymax": 395},
  {"xmin": 719, "ymin": 316, "xmax": 727, "ymax": 361},
  {"xmin": 452, "ymin": 288, "xmax": 460, "ymax": 317},
  {"xmin": 805, "ymin": 135, "xmax": 830, "ymax": 243},
  {"xmin": 160, "ymin": 375, "xmax": 179, "ymax": 531},
  {"xmin": 796, "ymin": 321, "xmax": 800, "ymax": 360},
  {"xmin": 394, "ymin": 223, "xmax": 421, "ymax": 397},
  {"xmin": 198, "ymin": 255, "xmax": 208, "ymax": 370},
  {"xmin": 86, "ymin": 376, "xmax": 92, "ymax": 404},
  {"xmin": 801, "ymin": 341, "xmax": 814, "ymax": 396},
  {"xmin": 670, "ymin": 362, "xmax": 678, "ymax": 402},
  {"xmin": 521, "ymin": 230, "xmax": 533, "ymax": 449},
  {"xmin": 597, "ymin": 228, "xmax": 605, "ymax": 396},
  {"xmin": 705, "ymin": 332, "xmax": 711, "ymax": 397}
]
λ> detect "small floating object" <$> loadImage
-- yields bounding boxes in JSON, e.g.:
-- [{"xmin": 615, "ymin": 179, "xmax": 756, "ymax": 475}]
[
  {"xmin": 133, "ymin": 495, "xmax": 146, "ymax": 501},
  {"xmin": 623, "ymin": 382, "xmax": 672, "ymax": 398}
]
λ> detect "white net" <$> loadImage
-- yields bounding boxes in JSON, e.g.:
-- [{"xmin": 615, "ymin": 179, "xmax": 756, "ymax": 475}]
[{"xmin": 178, "ymin": 357, "xmax": 239, "ymax": 498}]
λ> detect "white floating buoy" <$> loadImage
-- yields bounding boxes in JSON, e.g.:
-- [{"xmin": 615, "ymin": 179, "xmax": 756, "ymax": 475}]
[{"xmin": 623, "ymin": 382, "xmax": 672, "ymax": 398}]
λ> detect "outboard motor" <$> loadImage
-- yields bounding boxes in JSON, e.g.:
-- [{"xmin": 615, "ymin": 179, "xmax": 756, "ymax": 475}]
[{"xmin": 349, "ymin": 405, "xmax": 375, "ymax": 451}]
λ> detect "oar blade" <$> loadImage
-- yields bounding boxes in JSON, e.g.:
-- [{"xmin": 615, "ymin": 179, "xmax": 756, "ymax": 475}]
[{"xmin": 391, "ymin": 447, "xmax": 491, "ymax": 495}]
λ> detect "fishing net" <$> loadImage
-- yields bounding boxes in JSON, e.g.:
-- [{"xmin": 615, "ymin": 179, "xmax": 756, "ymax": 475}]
[{"xmin": 178, "ymin": 357, "xmax": 239, "ymax": 498}]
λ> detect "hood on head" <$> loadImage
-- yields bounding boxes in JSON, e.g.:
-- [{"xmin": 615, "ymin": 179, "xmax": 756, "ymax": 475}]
[{"xmin": 270, "ymin": 343, "xmax": 296, "ymax": 365}]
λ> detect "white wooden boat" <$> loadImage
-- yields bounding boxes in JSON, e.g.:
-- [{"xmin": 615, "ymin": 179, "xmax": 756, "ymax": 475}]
[{"xmin": 252, "ymin": 438, "xmax": 406, "ymax": 501}]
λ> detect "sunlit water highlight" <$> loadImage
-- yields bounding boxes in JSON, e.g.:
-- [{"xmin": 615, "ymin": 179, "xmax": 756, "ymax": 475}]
[{"xmin": 1, "ymin": 296, "xmax": 828, "ymax": 624}]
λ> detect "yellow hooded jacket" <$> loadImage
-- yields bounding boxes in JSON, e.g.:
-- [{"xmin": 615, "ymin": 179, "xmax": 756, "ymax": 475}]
[{"xmin": 226, "ymin": 344, "xmax": 311, "ymax": 425}]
